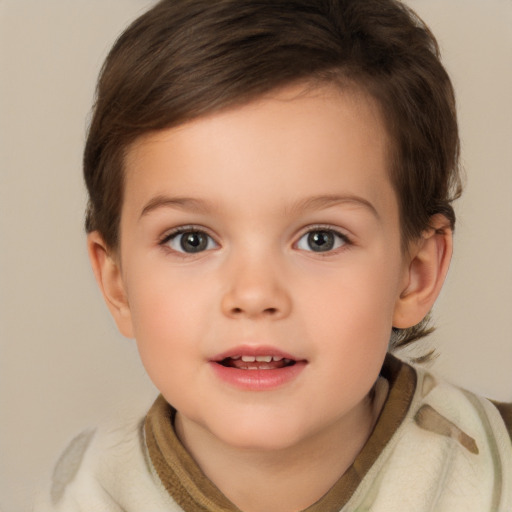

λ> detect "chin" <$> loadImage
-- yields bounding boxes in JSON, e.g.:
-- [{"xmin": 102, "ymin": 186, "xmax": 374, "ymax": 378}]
[{"xmin": 210, "ymin": 415, "xmax": 315, "ymax": 453}]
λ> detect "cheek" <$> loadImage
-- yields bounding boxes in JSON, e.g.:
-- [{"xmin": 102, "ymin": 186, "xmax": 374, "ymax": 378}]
[
  {"xmin": 127, "ymin": 259, "xmax": 206, "ymax": 327},
  {"xmin": 305, "ymin": 278, "xmax": 394, "ymax": 403},
  {"xmin": 298, "ymin": 252, "xmax": 402, "ymax": 357},
  {"xmin": 305, "ymin": 253, "xmax": 401, "ymax": 320},
  {"xmin": 125, "ymin": 268, "xmax": 211, "ymax": 373},
  {"xmin": 130, "ymin": 291, "xmax": 206, "ymax": 402}
]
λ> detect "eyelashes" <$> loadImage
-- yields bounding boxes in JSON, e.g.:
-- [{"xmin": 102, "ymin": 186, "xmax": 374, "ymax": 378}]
[
  {"xmin": 159, "ymin": 225, "xmax": 352, "ymax": 256},
  {"xmin": 295, "ymin": 228, "xmax": 350, "ymax": 253},
  {"xmin": 160, "ymin": 227, "xmax": 218, "ymax": 254}
]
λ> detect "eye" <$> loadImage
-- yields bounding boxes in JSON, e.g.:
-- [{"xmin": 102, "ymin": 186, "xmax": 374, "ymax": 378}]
[
  {"xmin": 162, "ymin": 229, "xmax": 218, "ymax": 254},
  {"xmin": 296, "ymin": 228, "xmax": 348, "ymax": 253}
]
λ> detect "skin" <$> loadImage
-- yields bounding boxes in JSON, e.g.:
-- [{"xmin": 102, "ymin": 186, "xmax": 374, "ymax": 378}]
[{"xmin": 89, "ymin": 83, "xmax": 452, "ymax": 512}]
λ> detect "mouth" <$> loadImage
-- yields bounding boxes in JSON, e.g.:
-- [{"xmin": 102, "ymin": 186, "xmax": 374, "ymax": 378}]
[
  {"xmin": 210, "ymin": 348, "xmax": 306, "ymax": 390},
  {"xmin": 217, "ymin": 355, "xmax": 297, "ymax": 371}
]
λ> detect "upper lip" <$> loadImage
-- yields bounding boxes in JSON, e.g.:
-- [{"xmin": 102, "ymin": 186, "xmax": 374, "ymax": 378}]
[{"xmin": 211, "ymin": 345, "xmax": 304, "ymax": 363}]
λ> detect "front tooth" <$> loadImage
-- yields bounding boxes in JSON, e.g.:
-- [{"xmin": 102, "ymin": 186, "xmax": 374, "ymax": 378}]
[
  {"xmin": 241, "ymin": 356, "xmax": 256, "ymax": 362},
  {"xmin": 272, "ymin": 356, "xmax": 283, "ymax": 362},
  {"xmin": 256, "ymin": 356, "xmax": 272, "ymax": 363}
]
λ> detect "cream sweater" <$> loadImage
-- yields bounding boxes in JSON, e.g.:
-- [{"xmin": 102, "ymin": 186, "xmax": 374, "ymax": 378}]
[{"xmin": 34, "ymin": 356, "xmax": 512, "ymax": 511}]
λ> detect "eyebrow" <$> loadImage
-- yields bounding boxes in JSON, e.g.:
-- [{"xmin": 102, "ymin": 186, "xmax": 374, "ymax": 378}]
[
  {"xmin": 139, "ymin": 193, "xmax": 379, "ymax": 220},
  {"xmin": 140, "ymin": 195, "xmax": 213, "ymax": 219},
  {"xmin": 288, "ymin": 194, "xmax": 380, "ymax": 219}
]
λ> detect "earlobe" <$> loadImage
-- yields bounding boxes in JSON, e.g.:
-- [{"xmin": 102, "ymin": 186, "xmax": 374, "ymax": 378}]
[
  {"xmin": 393, "ymin": 215, "xmax": 453, "ymax": 329},
  {"xmin": 87, "ymin": 232, "xmax": 134, "ymax": 338}
]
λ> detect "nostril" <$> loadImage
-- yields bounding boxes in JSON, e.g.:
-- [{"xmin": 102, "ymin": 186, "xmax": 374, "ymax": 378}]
[{"xmin": 230, "ymin": 306, "xmax": 278, "ymax": 315}]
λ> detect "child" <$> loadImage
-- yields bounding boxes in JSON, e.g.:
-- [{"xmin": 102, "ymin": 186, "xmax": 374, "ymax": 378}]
[{"xmin": 35, "ymin": 0, "xmax": 512, "ymax": 510}]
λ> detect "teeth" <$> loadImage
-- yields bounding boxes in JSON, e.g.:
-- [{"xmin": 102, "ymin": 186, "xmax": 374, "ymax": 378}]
[{"xmin": 236, "ymin": 355, "xmax": 288, "ymax": 363}]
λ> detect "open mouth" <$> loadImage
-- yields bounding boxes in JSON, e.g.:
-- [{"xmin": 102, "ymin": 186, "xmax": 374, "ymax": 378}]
[
  {"xmin": 211, "ymin": 349, "xmax": 306, "ymax": 389},
  {"xmin": 217, "ymin": 355, "xmax": 296, "ymax": 370}
]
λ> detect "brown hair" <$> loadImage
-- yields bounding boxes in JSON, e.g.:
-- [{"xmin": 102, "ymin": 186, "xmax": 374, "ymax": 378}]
[{"xmin": 83, "ymin": 0, "xmax": 462, "ymax": 350}]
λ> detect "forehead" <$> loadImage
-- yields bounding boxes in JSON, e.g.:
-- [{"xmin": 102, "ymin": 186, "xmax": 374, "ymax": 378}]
[{"xmin": 122, "ymin": 83, "xmax": 396, "ymax": 223}]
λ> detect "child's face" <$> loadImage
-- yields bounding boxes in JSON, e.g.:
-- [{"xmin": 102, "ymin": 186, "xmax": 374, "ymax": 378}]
[{"xmin": 114, "ymin": 84, "xmax": 412, "ymax": 451}]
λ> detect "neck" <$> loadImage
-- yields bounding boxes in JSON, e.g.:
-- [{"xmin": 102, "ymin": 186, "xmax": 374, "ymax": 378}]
[{"xmin": 175, "ymin": 377, "xmax": 389, "ymax": 512}]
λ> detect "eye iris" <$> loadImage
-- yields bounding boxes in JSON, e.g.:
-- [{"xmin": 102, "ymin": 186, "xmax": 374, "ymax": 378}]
[
  {"xmin": 308, "ymin": 231, "xmax": 334, "ymax": 252},
  {"xmin": 181, "ymin": 232, "xmax": 207, "ymax": 253}
]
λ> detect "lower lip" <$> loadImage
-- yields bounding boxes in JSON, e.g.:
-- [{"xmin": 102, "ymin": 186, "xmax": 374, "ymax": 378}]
[{"xmin": 210, "ymin": 361, "xmax": 307, "ymax": 391}]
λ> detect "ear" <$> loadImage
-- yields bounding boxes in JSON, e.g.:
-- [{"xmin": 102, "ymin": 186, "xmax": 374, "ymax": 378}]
[
  {"xmin": 87, "ymin": 231, "xmax": 134, "ymax": 338},
  {"xmin": 393, "ymin": 214, "xmax": 453, "ymax": 329}
]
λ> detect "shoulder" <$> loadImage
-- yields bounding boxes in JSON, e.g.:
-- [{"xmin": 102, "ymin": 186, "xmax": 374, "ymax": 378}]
[
  {"xmin": 408, "ymin": 363, "xmax": 512, "ymax": 508},
  {"xmin": 410, "ymin": 363, "xmax": 512, "ymax": 449},
  {"xmin": 34, "ymin": 413, "xmax": 179, "ymax": 512},
  {"xmin": 362, "ymin": 355, "xmax": 512, "ymax": 511}
]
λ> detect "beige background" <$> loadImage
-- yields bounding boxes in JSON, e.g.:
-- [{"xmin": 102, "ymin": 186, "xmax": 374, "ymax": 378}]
[{"xmin": 1, "ymin": 1, "xmax": 511, "ymax": 510}]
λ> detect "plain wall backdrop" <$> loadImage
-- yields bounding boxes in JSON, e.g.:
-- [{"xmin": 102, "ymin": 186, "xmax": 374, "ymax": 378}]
[{"xmin": 1, "ymin": 1, "xmax": 511, "ymax": 510}]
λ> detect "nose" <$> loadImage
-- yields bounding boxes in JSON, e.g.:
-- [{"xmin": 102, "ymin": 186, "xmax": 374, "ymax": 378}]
[{"xmin": 220, "ymin": 253, "xmax": 292, "ymax": 320}]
